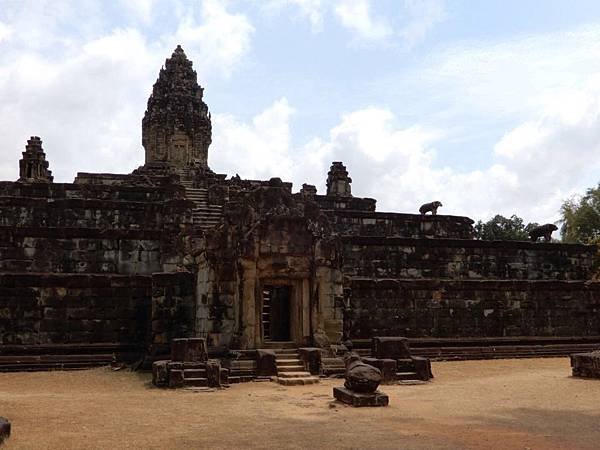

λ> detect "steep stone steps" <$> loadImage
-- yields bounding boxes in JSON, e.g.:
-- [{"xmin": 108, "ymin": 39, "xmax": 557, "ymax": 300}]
[{"xmin": 181, "ymin": 185, "xmax": 223, "ymax": 230}]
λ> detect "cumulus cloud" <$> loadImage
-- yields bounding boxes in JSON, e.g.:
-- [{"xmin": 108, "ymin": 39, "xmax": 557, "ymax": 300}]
[
  {"xmin": 264, "ymin": 0, "xmax": 324, "ymax": 31},
  {"xmin": 400, "ymin": 0, "xmax": 446, "ymax": 48},
  {"xmin": 333, "ymin": 0, "xmax": 392, "ymax": 43},
  {"xmin": 209, "ymin": 89, "xmax": 600, "ymax": 225},
  {"xmin": 0, "ymin": 0, "xmax": 254, "ymax": 182},
  {"xmin": 174, "ymin": 0, "xmax": 254, "ymax": 77},
  {"xmin": 211, "ymin": 98, "xmax": 297, "ymax": 180},
  {"xmin": 0, "ymin": 21, "xmax": 11, "ymax": 43}
]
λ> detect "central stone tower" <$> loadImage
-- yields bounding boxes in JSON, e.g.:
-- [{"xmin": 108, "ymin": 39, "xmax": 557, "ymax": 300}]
[{"xmin": 142, "ymin": 45, "xmax": 212, "ymax": 169}]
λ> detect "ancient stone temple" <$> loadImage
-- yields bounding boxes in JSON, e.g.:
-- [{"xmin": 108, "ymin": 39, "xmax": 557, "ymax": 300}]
[
  {"xmin": 2, "ymin": 46, "xmax": 600, "ymax": 375},
  {"xmin": 142, "ymin": 45, "xmax": 212, "ymax": 169}
]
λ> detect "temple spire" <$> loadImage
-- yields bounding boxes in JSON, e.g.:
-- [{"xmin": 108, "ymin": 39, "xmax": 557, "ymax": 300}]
[
  {"xmin": 142, "ymin": 45, "xmax": 212, "ymax": 169},
  {"xmin": 18, "ymin": 136, "xmax": 53, "ymax": 183}
]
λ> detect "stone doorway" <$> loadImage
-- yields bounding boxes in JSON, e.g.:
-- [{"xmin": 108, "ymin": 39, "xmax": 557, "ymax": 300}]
[{"xmin": 262, "ymin": 285, "xmax": 291, "ymax": 342}]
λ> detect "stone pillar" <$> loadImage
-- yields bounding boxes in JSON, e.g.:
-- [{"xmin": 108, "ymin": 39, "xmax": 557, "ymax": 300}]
[{"xmin": 240, "ymin": 259, "xmax": 258, "ymax": 349}]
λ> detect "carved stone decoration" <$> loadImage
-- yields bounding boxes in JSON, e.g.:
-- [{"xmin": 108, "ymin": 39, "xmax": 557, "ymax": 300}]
[
  {"xmin": 18, "ymin": 136, "xmax": 53, "ymax": 183},
  {"xmin": 343, "ymin": 352, "xmax": 382, "ymax": 393},
  {"xmin": 142, "ymin": 45, "xmax": 212, "ymax": 169},
  {"xmin": 333, "ymin": 352, "xmax": 389, "ymax": 407},
  {"xmin": 326, "ymin": 161, "xmax": 352, "ymax": 197}
]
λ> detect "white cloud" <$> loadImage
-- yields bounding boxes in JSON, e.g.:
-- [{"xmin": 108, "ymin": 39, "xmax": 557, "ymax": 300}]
[
  {"xmin": 211, "ymin": 98, "xmax": 297, "ymax": 180},
  {"xmin": 0, "ymin": 0, "xmax": 255, "ymax": 182},
  {"xmin": 0, "ymin": 21, "xmax": 11, "ymax": 43},
  {"xmin": 174, "ymin": 0, "xmax": 254, "ymax": 77},
  {"xmin": 334, "ymin": 0, "xmax": 392, "ymax": 43},
  {"xmin": 119, "ymin": 0, "xmax": 157, "ymax": 25},
  {"xmin": 264, "ymin": 0, "xmax": 324, "ymax": 31},
  {"xmin": 209, "ymin": 92, "xmax": 600, "ymax": 226},
  {"xmin": 400, "ymin": 0, "xmax": 446, "ymax": 48}
]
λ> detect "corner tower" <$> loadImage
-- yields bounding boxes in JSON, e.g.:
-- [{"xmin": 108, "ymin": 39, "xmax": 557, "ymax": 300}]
[
  {"xmin": 142, "ymin": 45, "xmax": 212, "ymax": 169},
  {"xmin": 18, "ymin": 136, "xmax": 53, "ymax": 183}
]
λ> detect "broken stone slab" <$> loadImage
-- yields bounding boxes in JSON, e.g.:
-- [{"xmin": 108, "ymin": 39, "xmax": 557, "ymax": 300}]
[
  {"xmin": 571, "ymin": 351, "xmax": 600, "ymax": 378},
  {"xmin": 333, "ymin": 387, "xmax": 389, "ymax": 407}
]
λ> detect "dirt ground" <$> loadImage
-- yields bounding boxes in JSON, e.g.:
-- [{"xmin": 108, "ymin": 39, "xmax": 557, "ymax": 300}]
[{"xmin": 1, "ymin": 358, "xmax": 599, "ymax": 449}]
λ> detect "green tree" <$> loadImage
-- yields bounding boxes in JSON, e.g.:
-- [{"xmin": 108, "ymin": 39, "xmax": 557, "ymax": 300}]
[
  {"xmin": 560, "ymin": 184, "xmax": 600, "ymax": 244},
  {"xmin": 474, "ymin": 214, "xmax": 538, "ymax": 241}
]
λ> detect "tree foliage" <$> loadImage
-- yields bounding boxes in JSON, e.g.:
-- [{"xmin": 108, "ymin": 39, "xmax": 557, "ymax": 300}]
[
  {"xmin": 474, "ymin": 214, "xmax": 539, "ymax": 241},
  {"xmin": 560, "ymin": 184, "xmax": 600, "ymax": 244}
]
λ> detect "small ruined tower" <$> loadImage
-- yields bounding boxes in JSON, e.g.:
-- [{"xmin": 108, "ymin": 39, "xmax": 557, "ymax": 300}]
[
  {"xmin": 326, "ymin": 162, "xmax": 352, "ymax": 196},
  {"xmin": 142, "ymin": 45, "xmax": 212, "ymax": 169},
  {"xmin": 18, "ymin": 136, "xmax": 53, "ymax": 183}
]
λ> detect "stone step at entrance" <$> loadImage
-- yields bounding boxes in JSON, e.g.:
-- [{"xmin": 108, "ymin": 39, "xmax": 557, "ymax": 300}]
[
  {"xmin": 182, "ymin": 363, "xmax": 208, "ymax": 387},
  {"xmin": 271, "ymin": 346, "xmax": 320, "ymax": 386},
  {"xmin": 261, "ymin": 340, "xmax": 297, "ymax": 350}
]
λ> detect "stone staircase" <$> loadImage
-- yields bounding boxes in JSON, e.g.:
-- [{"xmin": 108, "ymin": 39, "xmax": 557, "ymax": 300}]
[
  {"xmin": 182, "ymin": 363, "xmax": 209, "ymax": 387},
  {"xmin": 177, "ymin": 170, "xmax": 223, "ymax": 231},
  {"xmin": 266, "ymin": 342, "xmax": 319, "ymax": 386},
  {"xmin": 395, "ymin": 359, "xmax": 422, "ymax": 381}
]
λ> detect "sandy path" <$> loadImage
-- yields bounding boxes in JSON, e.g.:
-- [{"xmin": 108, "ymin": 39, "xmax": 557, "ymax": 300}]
[{"xmin": 1, "ymin": 358, "xmax": 598, "ymax": 449}]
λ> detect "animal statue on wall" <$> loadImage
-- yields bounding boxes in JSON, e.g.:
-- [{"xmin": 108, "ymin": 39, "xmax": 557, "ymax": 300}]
[
  {"xmin": 529, "ymin": 223, "xmax": 558, "ymax": 242},
  {"xmin": 419, "ymin": 201, "xmax": 443, "ymax": 215}
]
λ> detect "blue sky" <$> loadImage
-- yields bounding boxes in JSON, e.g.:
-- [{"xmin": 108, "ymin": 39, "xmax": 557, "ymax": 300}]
[{"xmin": 2, "ymin": 0, "xmax": 600, "ymax": 224}]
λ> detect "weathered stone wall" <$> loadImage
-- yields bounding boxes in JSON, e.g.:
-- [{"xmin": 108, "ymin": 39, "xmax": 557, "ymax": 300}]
[
  {"xmin": 343, "ymin": 237, "xmax": 597, "ymax": 280},
  {"xmin": 0, "ymin": 227, "xmax": 162, "ymax": 273},
  {"xmin": 150, "ymin": 272, "xmax": 196, "ymax": 355},
  {"xmin": 348, "ymin": 278, "xmax": 600, "ymax": 339},
  {"xmin": 329, "ymin": 211, "xmax": 474, "ymax": 239},
  {"xmin": 0, "ymin": 273, "xmax": 151, "ymax": 345},
  {"xmin": 0, "ymin": 182, "xmax": 193, "ymax": 273}
]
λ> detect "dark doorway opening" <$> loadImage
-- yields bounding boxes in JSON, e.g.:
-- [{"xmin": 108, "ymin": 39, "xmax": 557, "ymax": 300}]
[{"xmin": 262, "ymin": 285, "xmax": 291, "ymax": 341}]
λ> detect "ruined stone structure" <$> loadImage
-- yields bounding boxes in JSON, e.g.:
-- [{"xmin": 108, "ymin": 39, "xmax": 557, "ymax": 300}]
[{"xmin": 2, "ymin": 46, "xmax": 600, "ymax": 373}]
